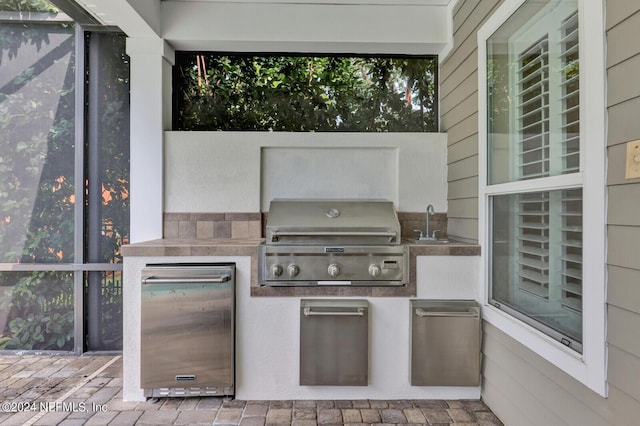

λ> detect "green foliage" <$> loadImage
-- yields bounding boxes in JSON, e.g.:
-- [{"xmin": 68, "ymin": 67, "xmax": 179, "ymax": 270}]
[
  {"xmin": 97, "ymin": 271, "xmax": 123, "ymax": 348},
  {"xmin": 0, "ymin": 272, "xmax": 74, "ymax": 350},
  {"xmin": 88, "ymin": 33, "xmax": 130, "ymax": 265},
  {"xmin": 487, "ymin": 57, "xmax": 512, "ymax": 133},
  {"xmin": 0, "ymin": 21, "xmax": 76, "ymax": 350},
  {"xmin": 0, "ymin": 0, "xmax": 58, "ymax": 13},
  {"xmin": 0, "ymin": 24, "xmax": 129, "ymax": 351},
  {"xmin": 0, "ymin": 1, "xmax": 63, "ymax": 66},
  {"xmin": 174, "ymin": 54, "xmax": 437, "ymax": 132},
  {"xmin": 0, "ymin": 24, "xmax": 75, "ymax": 265}
]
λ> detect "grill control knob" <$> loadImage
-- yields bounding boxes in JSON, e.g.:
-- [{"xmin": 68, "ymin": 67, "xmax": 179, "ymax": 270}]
[
  {"xmin": 328, "ymin": 264, "xmax": 340, "ymax": 278},
  {"xmin": 369, "ymin": 264, "xmax": 382, "ymax": 278},
  {"xmin": 287, "ymin": 264, "xmax": 300, "ymax": 277},
  {"xmin": 270, "ymin": 264, "xmax": 284, "ymax": 277}
]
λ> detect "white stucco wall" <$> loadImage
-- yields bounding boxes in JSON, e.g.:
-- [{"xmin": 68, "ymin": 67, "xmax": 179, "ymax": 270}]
[
  {"xmin": 123, "ymin": 254, "xmax": 480, "ymax": 401},
  {"xmin": 126, "ymin": 38, "xmax": 174, "ymax": 243},
  {"xmin": 164, "ymin": 132, "xmax": 448, "ymax": 213}
]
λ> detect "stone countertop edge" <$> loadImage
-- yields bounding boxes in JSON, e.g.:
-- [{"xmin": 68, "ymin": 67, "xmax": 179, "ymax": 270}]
[
  {"xmin": 121, "ymin": 238, "xmax": 264, "ymax": 257},
  {"xmin": 122, "ymin": 239, "xmax": 480, "ymax": 297},
  {"xmin": 121, "ymin": 238, "xmax": 480, "ymax": 256}
]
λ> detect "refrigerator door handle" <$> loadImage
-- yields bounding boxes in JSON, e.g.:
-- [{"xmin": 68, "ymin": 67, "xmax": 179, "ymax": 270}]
[{"xmin": 143, "ymin": 275, "xmax": 230, "ymax": 284}]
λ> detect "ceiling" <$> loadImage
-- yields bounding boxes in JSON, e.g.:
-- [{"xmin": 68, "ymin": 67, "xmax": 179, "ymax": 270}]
[
  {"xmin": 66, "ymin": 0, "xmax": 454, "ymax": 55},
  {"xmin": 159, "ymin": 0, "xmax": 452, "ymax": 4}
]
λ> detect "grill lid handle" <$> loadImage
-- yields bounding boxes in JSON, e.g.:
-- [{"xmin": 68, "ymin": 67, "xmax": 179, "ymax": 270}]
[{"xmin": 271, "ymin": 230, "xmax": 397, "ymax": 243}]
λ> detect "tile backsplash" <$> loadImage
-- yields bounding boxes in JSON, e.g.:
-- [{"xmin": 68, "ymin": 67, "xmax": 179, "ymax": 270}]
[
  {"xmin": 164, "ymin": 213, "xmax": 262, "ymax": 239},
  {"xmin": 164, "ymin": 212, "xmax": 447, "ymax": 240}
]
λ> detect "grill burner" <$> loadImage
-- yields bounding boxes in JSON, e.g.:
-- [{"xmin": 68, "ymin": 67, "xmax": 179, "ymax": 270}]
[{"xmin": 259, "ymin": 199, "xmax": 408, "ymax": 286}]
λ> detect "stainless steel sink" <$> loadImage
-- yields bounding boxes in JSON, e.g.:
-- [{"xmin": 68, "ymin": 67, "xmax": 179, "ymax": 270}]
[{"xmin": 403, "ymin": 238, "xmax": 450, "ymax": 245}]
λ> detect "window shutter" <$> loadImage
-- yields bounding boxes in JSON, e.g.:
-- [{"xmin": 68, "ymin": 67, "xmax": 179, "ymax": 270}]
[
  {"xmin": 560, "ymin": 189, "xmax": 582, "ymax": 312},
  {"xmin": 513, "ymin": 15, "xmax": 582, "ymax": 312},
  {"xmin": 560, "ymin": 12, "xmax": 582, "ymax": 313},
  {"xmin": 560, "ymin": 11, "xmax": 580, "ymax": 174},
  {"xmin": 517, "ymin": 36, "xmax": 550, "ymax": 180},
  {"xmin": 517, "ymin": 192, "xmax": 550, "ymax": 298},
  {"xmin": 515, "ymin": 37, "xmax": 551, "ymax": 298}
]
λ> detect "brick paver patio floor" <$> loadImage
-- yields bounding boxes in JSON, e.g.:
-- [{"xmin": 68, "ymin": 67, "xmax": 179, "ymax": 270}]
[{"xmin": 0, "ymin": 355, "xmax": 503, "ymax": 425}]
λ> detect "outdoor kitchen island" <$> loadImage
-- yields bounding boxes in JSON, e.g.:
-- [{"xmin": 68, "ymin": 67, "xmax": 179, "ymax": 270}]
[{"xmin": 122, "ymin": 238, "xmax": 480, "ymax": 402}]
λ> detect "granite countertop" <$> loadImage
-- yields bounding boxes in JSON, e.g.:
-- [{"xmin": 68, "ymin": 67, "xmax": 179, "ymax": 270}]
[
  {"xmin": 121, "ymin": 238, "xmax": 264, "ymax": 257},
  {"xmin": 404, "ymin": 240, "xmax": 481, "ymax": 256},
  {"xmin": 122, "ymin": 238, "xmax": 480, "ymax": 297},
  {"xmin": 122, "ymin": 238, "xmax": 480, "ymax": 257}
]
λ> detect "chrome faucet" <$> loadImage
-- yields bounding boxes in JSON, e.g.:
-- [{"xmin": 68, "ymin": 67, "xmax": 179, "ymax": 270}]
[{"xmin": 414, "ymin": 204, "xmax": 438, "ymax": 240}]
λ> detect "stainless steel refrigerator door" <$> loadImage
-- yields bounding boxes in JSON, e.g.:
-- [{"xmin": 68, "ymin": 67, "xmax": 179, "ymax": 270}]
[
  {"xmin": 410, "ymin": 300, "xmax": 481, "ymax": 386},
  {"xmin": 141, "ymin": 267, "xmax": 234, "ymax": 395},
  {"xmin": 300, "ymin": 299, "xmax": 369, "ymax": 386}
]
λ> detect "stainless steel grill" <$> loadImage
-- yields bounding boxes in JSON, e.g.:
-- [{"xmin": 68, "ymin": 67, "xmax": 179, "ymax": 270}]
[{"xmin": 259, "ymin": 199, "xmax": 408, "ymax": 286}]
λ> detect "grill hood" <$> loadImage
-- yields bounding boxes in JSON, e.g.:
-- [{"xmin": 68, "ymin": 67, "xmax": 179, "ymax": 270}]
[{"xmin": 265, "ymin": 199, "xmax": 401, "ymax": 246}]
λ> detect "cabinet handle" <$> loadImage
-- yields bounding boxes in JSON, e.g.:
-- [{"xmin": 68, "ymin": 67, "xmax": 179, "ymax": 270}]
[
  {"xmin": 415, "ymin": 308, "xmax": 478, "ymax": 318},
  {"xmin": 303, "ymin": 307, "xmax": 365, "ymax": 317}
]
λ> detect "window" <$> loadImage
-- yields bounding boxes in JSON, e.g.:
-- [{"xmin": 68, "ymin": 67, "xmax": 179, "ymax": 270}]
[
  {"xmin": 0, "ymin": 2, "xmax": 129, "ymax": 352},
  {"xmin": 173, "ymin": 53, "xmax": 438, "ymax": 132},
  {"xmin": 486, "ymin": 3, "xmax": 582, "ymax": 351},
  {"xmin": 491, "ymin": 189, "xmax": 583, "ymax": 347},
  {"xmin": 478, "ymin": 0, "xmax": 606, "ymax": 395}
]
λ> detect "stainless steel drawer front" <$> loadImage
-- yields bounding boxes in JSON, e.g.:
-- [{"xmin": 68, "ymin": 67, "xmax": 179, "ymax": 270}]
[
  {"xmin": 300, "ymin": 299, "xmax": 369, "ymax": 386},
  {"xmin": 141, "ymin": 265, "xmax": 235, "ymax": 397},
  {"xmin": 410, "ymin": 300, "xmax": 481, "ymax": 387}
]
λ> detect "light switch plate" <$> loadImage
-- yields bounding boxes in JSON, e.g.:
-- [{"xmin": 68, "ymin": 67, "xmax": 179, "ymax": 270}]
[{"xmin": 626, "ymin": 140, "xmax": 640, "ymax": 179}]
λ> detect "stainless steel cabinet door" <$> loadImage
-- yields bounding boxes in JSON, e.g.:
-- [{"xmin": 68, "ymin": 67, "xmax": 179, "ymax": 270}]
[
  {"xmin": 300, "ymin": 299, "xmax": 369, "ymax": 386},
  {"xmin": 410, "ymin": 300, "xmax": 481, "ymax": 386}
]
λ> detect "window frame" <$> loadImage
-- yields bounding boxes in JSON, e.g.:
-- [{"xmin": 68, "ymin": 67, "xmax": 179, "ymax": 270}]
[
  {"xmin": 477, "ymin": 0, "xmax": 607, "ymax": 396},
  {"xmin": 489, "ymin": 2, "xmax": 584, "ymax": 351}
]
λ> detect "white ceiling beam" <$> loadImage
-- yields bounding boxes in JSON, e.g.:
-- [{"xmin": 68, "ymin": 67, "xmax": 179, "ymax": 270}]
[
  {"xmin": 163, "ymin": 0, "xmax": 451, "ymax": 4},
  {"xmin": 160, "ymin": 2, "xmax": 449, "ymax": 54},
  {"xmin": 73, "ymin": 0, "xmax": 160, "ymax": 37},
  {"xmin": 71, "ymin": 0, "xmax": 451, "ymax": 54}
]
